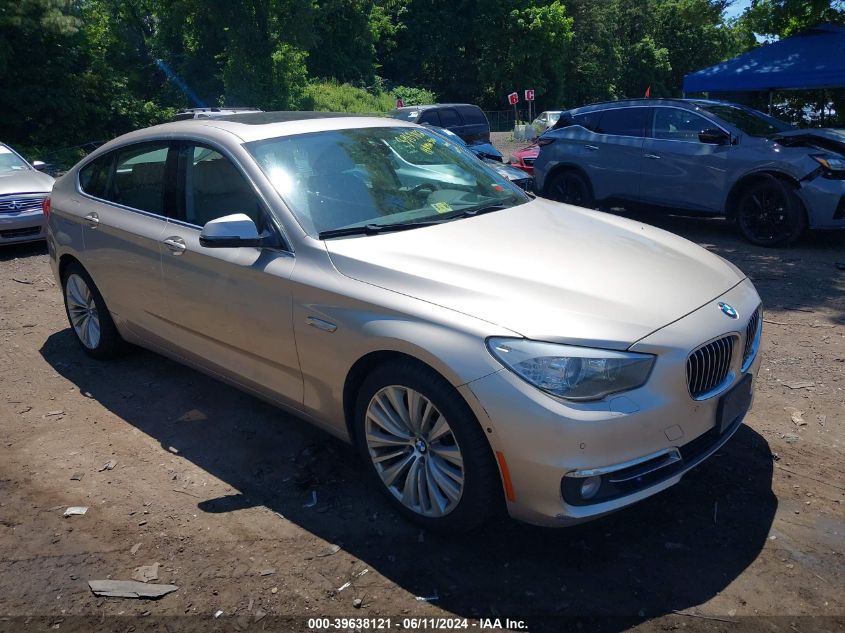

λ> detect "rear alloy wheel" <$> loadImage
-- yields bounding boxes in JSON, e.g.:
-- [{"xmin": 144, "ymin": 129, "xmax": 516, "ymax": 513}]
[
  {"xmin": 546, "ymin": 170, "xmax": 594, "ymax": 208},
  {"xmin": 61, "ymin": 262, "xmax": 126, "ymax": 359},
  {"xmin": 736, "ymin": 178, "xmax": 807, "ymax": 247},
  {"xmin": 355, "ymin": 361, "xmax": 500, "ymax": 531}
]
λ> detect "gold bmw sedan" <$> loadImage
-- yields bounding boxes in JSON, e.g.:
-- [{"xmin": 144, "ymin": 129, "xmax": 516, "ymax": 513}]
[{"xmin": 46, "ymin": 112, "xmax": 762, "ymax": 530}]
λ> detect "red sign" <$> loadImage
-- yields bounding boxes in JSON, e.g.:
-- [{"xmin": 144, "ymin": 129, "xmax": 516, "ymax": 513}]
[
  {"xmin": 525, "ymin": 89, "xmax": 535, "ymax": 101},
  {"xmin": 508, "ymin": 92, "xmax": 519, "ymax": 105},
  {"xmin": 395, "ymin": 98, "xmax": 405, "ymax": 108}
]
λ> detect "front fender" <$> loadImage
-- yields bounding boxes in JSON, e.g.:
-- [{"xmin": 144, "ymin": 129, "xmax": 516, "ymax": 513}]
[{"xmin": 289, "ymin": 249, "xmax": 515, "ymax": 439}]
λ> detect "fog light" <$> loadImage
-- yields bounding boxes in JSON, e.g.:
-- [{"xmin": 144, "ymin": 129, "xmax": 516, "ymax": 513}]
[{"xmin": 580, "ymin": 476, "xmax": 602, "ymax": 500}]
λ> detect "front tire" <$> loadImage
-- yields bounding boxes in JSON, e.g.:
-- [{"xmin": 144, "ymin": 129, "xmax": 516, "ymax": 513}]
[
  {"xmin": 61, "ymin": 262, "xmax": 126, "ymax": 359},
  {"xmin": 354, "ymin": 360, "xmax": 501, "ymax": 532},
  {"xmin": 545, "ymin": 170, "xmax": 595, "ymax": 208},
  {"xmin": 736, "ymin": 178, "xmax": 807, "ymax": 247}
]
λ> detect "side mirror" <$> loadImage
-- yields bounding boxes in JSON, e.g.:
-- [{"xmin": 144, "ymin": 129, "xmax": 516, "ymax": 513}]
[
  {"xmin": 199, "ymin": 213, "xmax": 267, "ymax": 248},
  {"xmin": 32, "ymin": 160, "xmax": 48, "ymax": 171},
  {"xmin": 699, "ymin": 128, "xmax": 730, "ymax": 145}
]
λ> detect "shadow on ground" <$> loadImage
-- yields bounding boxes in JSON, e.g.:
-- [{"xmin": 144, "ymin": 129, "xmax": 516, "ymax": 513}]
[
  {"xmin": 41, "ymin": 326, "xmax": 777, "ymax": 631},
  {"xmin": 618, "ymin": 211, "xmax": 845, "ymax": 324},
  {"xmin": 0, "ymin": 241, "xmax": 47, "ymax": 262}
]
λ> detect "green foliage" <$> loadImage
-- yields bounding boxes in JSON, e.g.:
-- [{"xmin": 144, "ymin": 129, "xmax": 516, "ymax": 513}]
[
  {"xmin": 300, "ymin": 81, "xmax": 396, "ymax": 112},
  {"xmin": 390, "ymin": 85, "xmax": 436, "ymax": 106},
  {"xmin": 2, "ymin": 0, "xmax": 844, "ymax": 164}
]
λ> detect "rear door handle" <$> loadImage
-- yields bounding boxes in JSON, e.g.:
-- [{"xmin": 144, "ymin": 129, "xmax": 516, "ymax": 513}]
[
  {"xmin": 84, "ymin": 212, "xmax": 99, "ymax": 228},
  {"xmin": 163, "ymin": 236, "xmax": 186, "ymax": 254},
  {"xmin": 644, "ymin": 153, "xmax": 661, "ymax": 160},
  {"xmin": 584, "ymin": 144, "xmax": 599, "ymax": 151}
]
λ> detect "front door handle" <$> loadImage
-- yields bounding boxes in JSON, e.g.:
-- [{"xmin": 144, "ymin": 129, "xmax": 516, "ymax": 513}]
[
  {"xmin": 644, "ymin": 153, "xmax": 661, "ymax": 160},
  {"xmin": 163, "ymin": 236, "xmax": 187, "ymax": 255},
  {"xmin": 584, "ymin": 144, "xmax": 599, "ymax": 151},
  {"xmin": 84, "ymin": 212, "xmax": 99, "ymax": 228}
]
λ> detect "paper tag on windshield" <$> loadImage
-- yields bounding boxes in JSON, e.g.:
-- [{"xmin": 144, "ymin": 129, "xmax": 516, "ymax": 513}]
[{"xmin": 431, "ymin": 202, "xmax": 452, "ymax": 214}]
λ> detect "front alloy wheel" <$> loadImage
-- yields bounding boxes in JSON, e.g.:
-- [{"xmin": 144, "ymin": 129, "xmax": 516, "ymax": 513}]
[
  {"xmin": 355, "ymin": 360, "xmax": 501, "ymax": 531},
  {"xmin": 736, "ymin": 179, "xmax": 806, "ymax": 247},
  {"xmin": 364, "ymin": 385, "xmax": 464, "ymax": 517}
]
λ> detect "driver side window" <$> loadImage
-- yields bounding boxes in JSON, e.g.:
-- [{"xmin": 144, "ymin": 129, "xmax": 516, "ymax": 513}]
[{"xmin": 181, "ymin": 144, "xmax": 265, "ymax": 229}]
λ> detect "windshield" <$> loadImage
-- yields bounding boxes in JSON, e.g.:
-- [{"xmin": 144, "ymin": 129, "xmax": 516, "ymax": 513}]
[
  {"xmin": 246, "ymin": 126, "xmax": 528, "ymax": 236},
  {"xmin": 0, "ymin": 145, "xmax": 31, "ymax": 174},
  {"xmin": 697, "ymin": 104, "xmax": 794, "ymax": 137}
]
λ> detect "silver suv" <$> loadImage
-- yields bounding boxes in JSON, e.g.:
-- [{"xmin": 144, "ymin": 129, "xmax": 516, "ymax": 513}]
[{"xmin": 534, "ymin": 98, "xmax": 845, "ymax": 246}]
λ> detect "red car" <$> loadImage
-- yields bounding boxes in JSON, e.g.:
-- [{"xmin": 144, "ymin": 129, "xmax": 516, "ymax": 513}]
[{"xmin": 510, "ymin": 144, "xmax": 539, "ymax": 175}]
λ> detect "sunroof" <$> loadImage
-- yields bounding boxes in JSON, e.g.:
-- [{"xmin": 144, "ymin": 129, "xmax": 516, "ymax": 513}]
[{"xmin": 217, "ymin": 111, "xmax": 377, "ymax": 125}]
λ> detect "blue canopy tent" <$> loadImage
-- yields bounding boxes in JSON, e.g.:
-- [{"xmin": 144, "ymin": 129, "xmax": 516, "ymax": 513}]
[{"xmin": 683, "ymin": 23, "xmax": 845, "ymax": 103}]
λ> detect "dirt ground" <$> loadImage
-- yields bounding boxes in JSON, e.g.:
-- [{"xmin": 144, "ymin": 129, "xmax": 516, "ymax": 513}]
[{"xmin": 1, "ymin": 157, "xmax": 844, "ymax": 632}]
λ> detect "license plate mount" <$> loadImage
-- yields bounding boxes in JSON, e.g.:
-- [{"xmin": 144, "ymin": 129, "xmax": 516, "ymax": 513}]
[{"xmin": 716, "ymin": 374, "xmax": 753, "ymax": 434}]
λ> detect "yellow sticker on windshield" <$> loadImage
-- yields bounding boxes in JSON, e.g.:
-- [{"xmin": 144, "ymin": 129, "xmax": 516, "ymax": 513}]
[{"xmin": 432, "ymin": 202, "xmax": 452, "ymax": 214}]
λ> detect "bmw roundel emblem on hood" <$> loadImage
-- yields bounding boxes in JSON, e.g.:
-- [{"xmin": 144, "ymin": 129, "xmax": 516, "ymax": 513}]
[{"xmin": 718, "ymin": 302, "xmax": 738, "ymax": 319}]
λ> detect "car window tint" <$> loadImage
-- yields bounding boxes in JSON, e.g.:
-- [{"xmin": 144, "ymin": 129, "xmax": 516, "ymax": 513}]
[
  {"xmin": 78, "ymin": 153, "xmax": 114, "ymax": 199},
  {"xmin": 595, "ymin": 108, "xmax": 647, "ymax": 137},
  {"xmin": 417, "ymin": 110, "xmax": 441, "ymax": 126},
  {"xmin": 653, "ymin": 108, "xmax": 711, "ymax": 141},
  {"xmin": 438, "ymin": 108, "xmax": 461, "ymax": 127},
  {"xmin": 107, "ymin": 143, "xmax": 170, "ymax": 214},
  {"xmin": 184, "ymin": 146, "xmax": 264, "ymax": 229},
  {"xmin": 459, "ymin": 107, "xmax": 487, "ymax": 125},
  {"xmin": 571, "ymin": 112, "xmax": 599, "ymax": 131}
]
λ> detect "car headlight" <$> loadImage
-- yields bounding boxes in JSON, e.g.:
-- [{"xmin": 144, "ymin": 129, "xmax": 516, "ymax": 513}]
[
  {"xmin": 487, "ymin": 338, "xmax": 655, "ymax": 401},
  {"xmin": 811, "ymin": 154, "xmax": 845, "ymax": 173}
]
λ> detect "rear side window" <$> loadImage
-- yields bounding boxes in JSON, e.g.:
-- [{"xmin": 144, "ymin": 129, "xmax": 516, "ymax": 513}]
[
  {"xmin": 438, "ymin": 108, "xmax": 461, "ymax": 127},
  {"xmin": 78, "ymin": 153, "xmax": 113, "ymax": 199},
  {"xmin": 595, "ymin": 108, "xmax": 648, "ymax": 137},
  {"xmin": 107, "ymin": 143, "xmax": 172, "ymax": 214},
  {"xmin": 417, "ymin": 110, "xmax": 441, "ymax": 126},
  {"xmin": 458, "ymin": 106, "xmax": 488, "ymax": 125},
  {"xmin": 570, "ymin": 111, "xmax": 600, "ymax": 131}
]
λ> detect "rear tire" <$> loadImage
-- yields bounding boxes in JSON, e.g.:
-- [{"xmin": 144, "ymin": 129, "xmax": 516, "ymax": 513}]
[
  {"xmin": 61, "ymin": 262, "xmax": 126, "ymax": 359},
  {"xmin": 736, "ymin": 178, "xmax": 807, "ymax": 247},
  {"xmin": 545, "ymin": 170, "xmax": 595, "ymax": 208},
  {"xmin": 354, "ymin": 360, "xmax": 501, "ymax": 532}
]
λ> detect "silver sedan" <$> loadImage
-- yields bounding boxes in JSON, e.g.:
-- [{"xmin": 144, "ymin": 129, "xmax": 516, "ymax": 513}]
[
  {"xmin": 47, "ymin": 113, "xmax": 762, "ymax": 530},
  {"xmin": 0, "ymin": 143, "xmax": 54, "ymax": 244}
]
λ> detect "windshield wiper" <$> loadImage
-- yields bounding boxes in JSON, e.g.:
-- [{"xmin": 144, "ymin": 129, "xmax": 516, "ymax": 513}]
[
  {"xmin": 319, "ymin": 220, "xmax": 440, "ymax": 239},
  {"xmin": 442, "ymin": 203, "xmax": 510, "ymax": 220},
  {"xmin": 318, "ymin": 204, "xmax": 512, "ymax": 239}
]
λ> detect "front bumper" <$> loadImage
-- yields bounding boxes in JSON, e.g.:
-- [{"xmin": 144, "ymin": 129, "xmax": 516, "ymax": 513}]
[
  {"xmin": 799, "ymin": 176, "xmax": 845, "ymax": 229},
  {"xmin": 461, "ymin": 278, "xmax": 762, "ymax": 527},
  {"xmin": 0, "ymin": 209, "xmax": 46, "ymax": 244}
]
